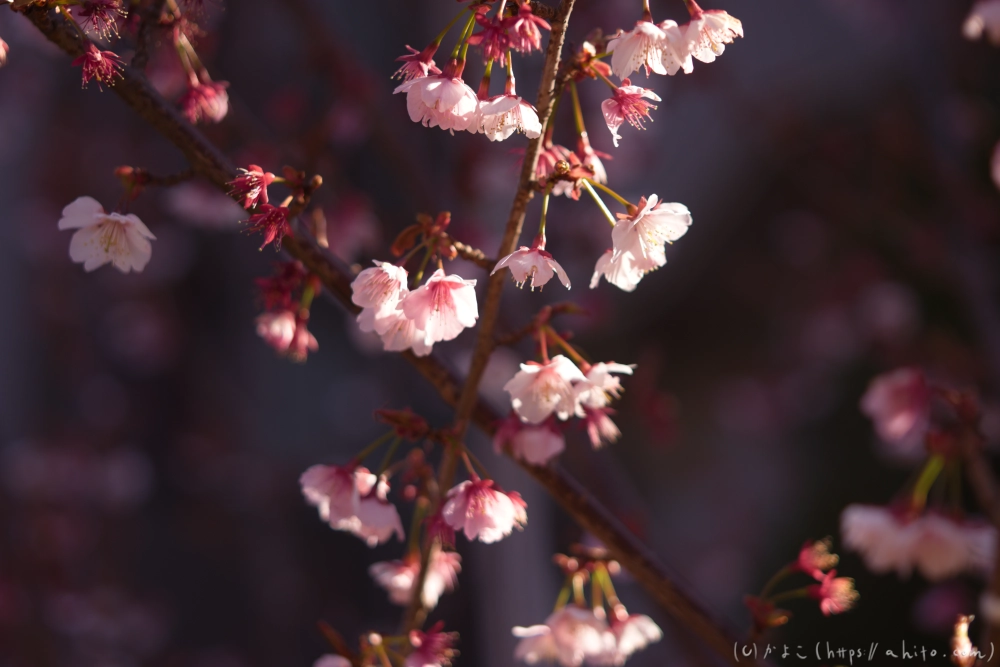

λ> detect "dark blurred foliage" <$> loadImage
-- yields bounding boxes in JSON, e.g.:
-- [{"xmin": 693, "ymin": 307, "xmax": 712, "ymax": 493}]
[{"xmin": 3, "ymin": 0, "xmax": 1000, "ymax": 665}]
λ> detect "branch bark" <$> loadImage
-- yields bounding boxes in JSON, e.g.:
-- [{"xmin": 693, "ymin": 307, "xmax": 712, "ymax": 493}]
[{"xmin": 15, "ymin": 5, "xmax": 761, "ymax": 666}]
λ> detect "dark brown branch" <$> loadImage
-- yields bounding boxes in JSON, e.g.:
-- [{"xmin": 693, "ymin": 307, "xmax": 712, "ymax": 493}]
[
  {"xmin": 131, "ymin": 0, "xmax": 166, "ymax": 70},
  {"xmin": 16, "ymin": 5, "xmax": 761, "ymax": 666},
  {"xmin": 527, "ymin": 0, "xmax": 558, "ymax": 21}
]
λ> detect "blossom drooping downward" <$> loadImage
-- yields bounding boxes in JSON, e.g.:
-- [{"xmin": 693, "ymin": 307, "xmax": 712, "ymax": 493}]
[
  {"xmin": 504, "ymin": 355, "xmax": 587, "ymax": 424},
  {"xmin": 58, "ymin": 196, "xmax": 155, "ymax": 273},
  {"xmin": 859, "ymin": 368, "xmax": 930, "ymax": 454},
  {"xmin": 394, "ymin": 45, "xmax": 441, "ymax": 82},
  {"xmin": 607, "ymin": 21, "xmax": 668, "ymax": 79},
  {"xmin": 228, "ymin": 165, "xmax": 275, "ymax": 210},
  {"xmin": 401, "ymin": 269, "xmax": 479, "ymax": 345},
  {"xmin": 513, "ymin": 607, "xmax": 618, "ymax": 667},
  {"xmin": 492, "ymin": 239, "xmax": 571, "ymax": 290},
  {"xmin": 441, "ymin": 479, "xmax": 527, "ymax": 543},
  {"xmin": 300, "ymin": 464, "xmax": 404, "ymax": 547},
  {"xmin": 682, "ymin": 8, "xmax": 743, "ymax": 64},
  {"xmin": 369, "ymin": 549, "xmax": 462, "ymax": 609},
  {"xmin": 395, "ymin": 69, "xmax": 480, "ymax": 133},
  {"xmin": 602, "ymin": 80, "xmax": 660, "ymax": 147},
  {"xmin": 494, "ymin": 413, "xmax": 566, "ymax": 465},
  {"xmin": 574, "ymin": 362, "xmax": 635, "ymax": 412},
  {"xmin": 475, "ymin": 94, "xmax": 543, "ymax": 141},
  {"xmin": 808, "ymin": 570, "xmax": 859, "ymax": 616},
  {"xmin": 72, "ymin": 44, "xmax": 124, "ymax": 89},
  {"xmin": 179, "ymin": 79, "xmax": 230, "ymax": 124}
]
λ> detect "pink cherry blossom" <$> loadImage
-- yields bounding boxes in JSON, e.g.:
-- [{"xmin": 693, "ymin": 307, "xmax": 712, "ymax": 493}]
[
  {"xmin": 504, "ymin": 355, "xmax": 587, "ymax": 424},
  {"xmin": 179, "ymin": 79, "xmax": 230, "ymax": 124},
  {"xmin": 256, "ymin": 310, "xmax": 310, "ymax": 357},
  {"xmin": 682, "ymin": 7, "xmax": 743, "ymax": 64},
  {"xmin": 475, "ymin": 94, "xmax": 542, "ymax": 141},
  {"xmin": 395, "ymin": 45, "xmax": 442, "ymax": 82},
  {"xmin": 965, "ymin": 1, "xmax": 1000, "ymax": 44},
  {"xmin": 407, "ymin": 624, "xmax": 458, "ymax": 667},
  {"xmin": 790, "ymin": 538, "xmax": 839, "ymax": 579},
  {"xmin": 611, "ymin": 614, "xmax": 663, "ymax": 661},
  {"xmin": 245, "ymin": 203, "xmax": 292, "ymax": 250},
  {"xmin": 574, "ymin": 362, "xmax": 635, "ymax": 412},
  {"xmin": 287, "ymin": 318, "xmax": 320, "ymax": 362},
  {"xmin": 657, "ymin": 20, "xmax": 695, "ymax": 75},
  {"xmin": 494, "ymin": 413, "xmax": 566, "ymax": 465},
  {"xmin": 491, "ymin": 239, "xmax": 570, "ymax": 290},
  {"xmin": 467, "ymin": 14, "xmax": 512, "ymax": 65},
  {"xmin": 368, "ymin": 308, "xmax": 434, "ymax": 357},
  {"xmin": 607, "ymin": 21, "xmax": 668, "ymax": 79},
  {"xmin": 807, "ymin": 570, "xmax": 858, "ymax": 616},
  {"xmin": 72, "ymin": 43, "xmax": 124, "ymax": 89},
  {"xmin": 581, "ymin": 407, "xmax": 622, "ymax": 448},
  {"xmin": 578, "ymin": 136, "xmax": 609, "ymax": 184},
  {"xmin": 601, "ymin": 80, "xmax": 660, "ymax": 147},
  {"xmin": 401, "ymin": 269, "xmax": 478, "ymax": 345},
  {"xmin": 859, "ymin": 368, "xmax": 931, "ymax": 453},
  {"xmin": 58, "ymin": 196, "xmax": 155, "ymax": 273},
  {"xmin": 534, "ymin": 144, "xmax": 579, "ymax": 198},
  {"xmin": 0, "ymin": 38, "xmax": 8, "ymax": 68},
  {"xmin": 300, "ymin": 464, "xmax": 404, "ymax": 547},
  {"xmin": 395, "ymin": 68, "xmax": 479, "ymax": 133},
  {"xmin": 76, "ymin": 0, "xmax": 125, "ymax": 38},
  {"xmin": 369, "ymin": 549, "xmax": 462, "ymax": 609},
  {"xmin": 228, "ymin": 165, "xmax": 275, "ymax": 210},
  {"xmin": 504, "ymin": 4, "xmax": 550, "ymax": 54},
  {"xmin": 590, "ymin": 249, "xmax": 646, "ymax": 292},
  {"xmin": 441, "ymin": 479, "xmax": 527, "ymax": 543},
  {"xmin": 314, "ymin": 655, "xmax": 351, "ymax": 667},
  {"xmin": 352, "ymin": 261, "xmax": 409, "ymax": 312},
  {"xmin": 611, "ymin": 195, "xmax": 692, "ymax": 267},
  {"xmin": 513, "ymin": 607, "xmax": 616, "ymax": 667}
]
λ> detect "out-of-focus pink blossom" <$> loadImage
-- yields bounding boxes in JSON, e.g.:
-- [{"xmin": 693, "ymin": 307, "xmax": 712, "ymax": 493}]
[
  {"xmin": 841, "ymin": 504, "xmax": 996, "ymax": 580},
  {"xmin": 300, "ymin": 464, "xmax": 404, "ymax": 547},
  {"xmin": 965, "ymin": 1, "xmax": 1000, "ymax": 44},
  {"xmin": 492, "ymin": 238, "xmax": 570, "ymax": 290},
  {"xmin": 401, "ymin": 269, "xmax": 478, "ymax": 345},
  {"xmin": 314, "ymin": 655, "xmax": 351, "ymax": 667},
  {"xmin": 179, "ymin": 79, "xmax": 230, "ymax": 124},
  {"xmin": 580, "ymin": 407, "xmax": 622, "ymax": 448},
  {"xmin": 72, "ymin": 44, "xmax": 124, "ymax": 89},
  {"xmin": 475, "ymin": 94, "xmax": 542, "ymax": 141},
  {"xmin": 504, "ymin": 355, "xmax": 587, "ymax": 424},
  {"xmin": 407, "ymin": 623, "xmax": 458, "ymax": 667},
  {"xmin": 441, "ymin": 479, "xmax": 527, "ymax": 543},
  {"xmin": 395, "ymin": 45, "xmax": 442, "ymax": 82},
  {"xmin": 534, "ymin": 144, "xmax": 579, "ymax": 197},
  {"xmin": 859, "ymin": 368, "xmax": 931, "ymax": 452},
  {"xmin": 58, "ymin": 196, "xmax": 155, "ymax": 273},
  {"xmin": 808, "ymin": 570, "xmax": 858, "ymax": 616},
  {"xmin": 611, "ymin": 613, "xmax": 663, "ymax": 661},
  {"xmin": 504, "ymin": 4, "xmax": 550, "ymax": 54},
  {"xmin": 0, "ymin": 38, "xmax": 9, "ymax": 68},
  {"xmin": 791, "ymin": 538, "xmax": 839, "ymax": 579},
  {"xmin": 574, "ymin": 362, "xmax": 634, "ymax": 412},
  {"xmin": 257, "ymin": 310, "xmax": 317, "ymax": 360},
  {"xmin": 513, "ymin": 606, "xmax": 616, "ymax": 667},
  {"xmin": 395, "ymin": 68, "xmax": 479, "ymax": 133},
  {"xmin": 245, "ymin": 203, "xmax": 292, "ymax": 250},
  {"xmin": 228, "ymin": 165, "xmax": 275, "ymax": 210},
  {"xmin": 287, "ymin": 317, "xmax": 319, "ymax": 362},
  {"xmin": 369, "ymin": 549, "xmax": 462, "ymax": 609},
  {"xmin": 467, "ymin": 14, "xmax": 512, "ymax": 65},
  {"xmin": 494, "ymin": 413, "xmax": 566, "ymax": 465},
  {"xmin": 601, "ymin": 80, "xmax": 660, "ymax": 147},
  {"xmin": 682, "ymin": 6, "xmax": 743, "ymax": 64}
]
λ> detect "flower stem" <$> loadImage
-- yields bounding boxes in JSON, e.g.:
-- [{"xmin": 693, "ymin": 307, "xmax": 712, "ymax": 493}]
[
  {"xmin": 554, "ymin": 577, "xmax": 573, "ymax": 611},
  {"xmin": 586, "ymin": 179, "xmax": 633, "ymax": 209},
  {"xmin": 377, "ymin": 437, "xmax": 403, "ymax": 476},
  {"xmin": 542, "ymin": 325, "xmax": 589, "ymax": 369},
  {"xmin": 454, "ymin": 11, "xmax": 478, "ymax": 61},
  {"xmin": 912, "ymin": 454, "xmax": 945, "ymax": 511},
  {"xmin": 412, "ymin": 247, "xmax": 434, "ymax": 286},
  {"xmin": 593, "ymin": 68, "xmax": 620, "ymax": 92},
  {"xmin": 572, "ymin": 572, "xmax": 587, "ymax": 606},
  {"xmin": 505, "ymin": 52, "xmax": 516, "ymax": 95},
  {"xmin": 538, "ymin": 183, "xmax": 553, "ymax": 237},
  {"xmin": 767, "ymin": 587, "xmax": 811, "ymax": 604},
  {"xmin": 569, "ymin": 80, "xmax": 586, "ymax": 137},
  {"xmin": 758, "ymin": 565, "xmax": 791, "ymax": 600},
  {"xmin": 433, "ymin": 4, "xmax": 474, "ymax": 47},
  {"xmin": 407, "ymin": 495, "xmax": 430, "ymax": 554},
  {"xmin": 478, "ymin": 58, "xmax": 495, "ymax": 99},
  {"xmin": 582, "ymin": 181, "xmax": 618, "ymax": 227},
  {"xmin": 352, "ymin": 430, "xmax": 397, "ymax": 466}
]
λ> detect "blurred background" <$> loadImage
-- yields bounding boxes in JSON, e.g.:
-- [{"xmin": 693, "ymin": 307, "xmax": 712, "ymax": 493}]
[{"xmin": 2, "ymin": 0, "xmax": 1000, "ymax": 665}]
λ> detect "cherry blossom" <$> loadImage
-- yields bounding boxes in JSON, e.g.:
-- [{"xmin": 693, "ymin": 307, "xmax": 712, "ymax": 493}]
[
  {"xmin": 407, "ymin": 624, "xmax": 458, "ymax": 667},
  {"xmin": 964, "ymin": 1, "xmax": 1000, "ymax": 44},
  {"xmin": 491, "ymin": 238, "xmax": 570, "ymax": 290},
  {"xmin": 314, "ymin": 655, "xmax": 351, "ymax": 667},
  {"xmin": 401, "ymin": 269, "xmax": 479, "ymax": 345},
  {"xmin": 790, "ymin": 538, "xmax": 839, "ymax": 579},
  {"xmin": 574, "ymin": 362, "xmax": 635, "ymax": 412},
  {"xmin": 808, "ymin": 570, "xmax": 858, "ymax": 616},
  {"xmin": 504, "ymin": 355, "xmax": 587, "ymax": 424},
  {"xmin": 840, "ymin": 505, "xmax": 996, "ymax": 580},
  {"xmin": 352, "ymin": 261, "xmax": 409, "ymax": 312},
  {"xmin": 513, "ymin": 607, "xmax": 616, "ymax": 667},
  {"xmin": 580, "ymin": 407, "xmax": 622, "ymax": 448},
  {"xmin": 602, "ymin": 80, "xmax": 660, "ymax": 147},
  {"xmin": 179, "ymin": 79, "xmax": 230, "ymax": 124},
  {"xmin": 245, "ymin": 204, "xmax": 292, "ymax": 250},
  {"xmin": 300, "ymin": 464, "xmax": 404, "ymax": 547},
  {"xmin": 590, "ymin": 249, "xmax": 645, "ymax": 292},
  {"xmin": 505, "ymin": 4, "xmax": 550, "ymax": 54},
  {"xmin": 369, "ymin": 549, "xmax": 462, "ymax": 609},
  {"xmin": 76, "ymin": 0, "xmax": 125, "ymax": 38},
  {"xmin": 441, "ymin": 479, "xmax": 527, "ymax": 543},
  {"xmin": 578, "ymin": 136, "xmax": 609, "ymax": 184},
  {"xmin": 494, "ymin": 413, "xmax": 566, "ymax": 465},
  {"xmin": 369, "ymin": 308, "xmax": 434, "ymax": 356},
  {"xmin": 72, "ymin": 44, "xmax": 124, "ymax": 89},
  {"xmin": 287, "ymin": 318, "xmax": 320, "ymax": 362},
  {"xmin": 607, "ymin": 20, "xmax": 669, "ymax": 79},
  {"xmin": 58, "ymin": 196, "xmax": 155, "ymax": 273},
  {"xmin": 256, "ymin": 310, "xmax": 312, "ymax": 357},
  {"xmin": 228, "ymin": 165, "xmax": 275, "ymax": 210},
  {"xmin": 467, "ymin": 14, "xmax": 511, "ymax": 65},
  {"xmin": 395, "ymin": 45, "xmax": 442, "ymax": 82},
  {"xmin": 535, "ymin": 144, "xmax": 579, "ymax": 198},
  {"xmin": 611, "ymin": 614, "xmax": 663, "ymax": 661},
  {"xmin": 657, "ymin": 20, "xmax": 695, "ymax": 75},
  {"xmin": 859, "ymin": 368, "xmax": 931, "ymax": 454},
  {"xmin": 395, "ymin": 66, "xmax": 480, "ymax": 133},
  {"xmin": 0, "ymin": 38, "xmax": 7, "ymax": 68},
  {"xmin": 611, "ymin": 195, "xmax": 692, "ymax": 268},
  {"xmin": 682, "ymin": 6, "xmax": 743, "ymax": 64},
  {"xmin": 476, "ymin": 94, "xmax": 542, "ymax": 141}
]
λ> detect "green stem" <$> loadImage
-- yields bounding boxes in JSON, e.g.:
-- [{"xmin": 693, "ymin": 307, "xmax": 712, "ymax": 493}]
[
  {"xmin": 586, "ymin": 179, "xmax": 633, "ymax": 209},
  {"xmin": 912, "ymin": 454, "xmax": 945, "ymax": 511},
  {"xmin": 758, "ymin": 565, "xmax": 791, "ymax": 600},
  {"xmin": 377, "ymin": 437, "xmax": 403, "ymax": 476},
  {"xmin": 352, "ymin": 430, "xmax": 396, "ymax": 466},
  {"xmin": 412, "ymin": 247, "xmax": 434, "ymax": 286},
  {"xmin": 453, "ymin": 11, "xmax": 477, "ymax": 61},
  {"xmin": 569, "ymin": 80, "xmax": 586, "ymax": 137},
  {"xmin": 554, "ymin": 578, "xmax": 573, "ymax": 611},
  {"xmin": 433, "ymin": 5, "xmax": 474, "ymax": 47},
  {"xmin": 538, "ymin": 184, "xmax": 553, "ymax": 237},
  {"xmin": 407, "ymin": 496, "xmax": 430, "ymax": 554},
  {"xmin": 300, "ymin": 281, "xmax": 317, "ymax": 311},
  {"xmin": 594, "ymin": 68, "xmax": 619, "ymax": 92},
  {"xmin": 768, "ymin": 587, "xmax": 811, "ymax": 604},
  {"xmin": 582, "ymin": 181, "xmax": 618, "ymax": 227},
  {"xmin": 542, "ymin": 325, "xmax": 588, "ymax": 368}
]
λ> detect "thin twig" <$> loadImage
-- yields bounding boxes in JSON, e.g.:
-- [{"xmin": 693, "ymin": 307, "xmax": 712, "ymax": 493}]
[
  {"xmin": 448, "ymin": 237, "xmax": 495, "ymax": 270},
  {"xmin": 15, "ymin": 6, "xmax": 764, "ymax": 666}
]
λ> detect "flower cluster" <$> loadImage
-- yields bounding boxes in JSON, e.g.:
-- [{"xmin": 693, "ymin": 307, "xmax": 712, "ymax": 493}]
[
  {"xmin": 300, "ymin": 464, "xmax": 405, "ymax": 547},
  {"xmin": 254, "ymin": 261, "xmax": 320, "ymax": 362}
]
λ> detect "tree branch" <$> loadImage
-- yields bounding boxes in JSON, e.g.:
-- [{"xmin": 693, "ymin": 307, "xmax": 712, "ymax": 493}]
[{"xmin": 14, "ymin": 5, "xmax": 760, "ymax": 665}]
